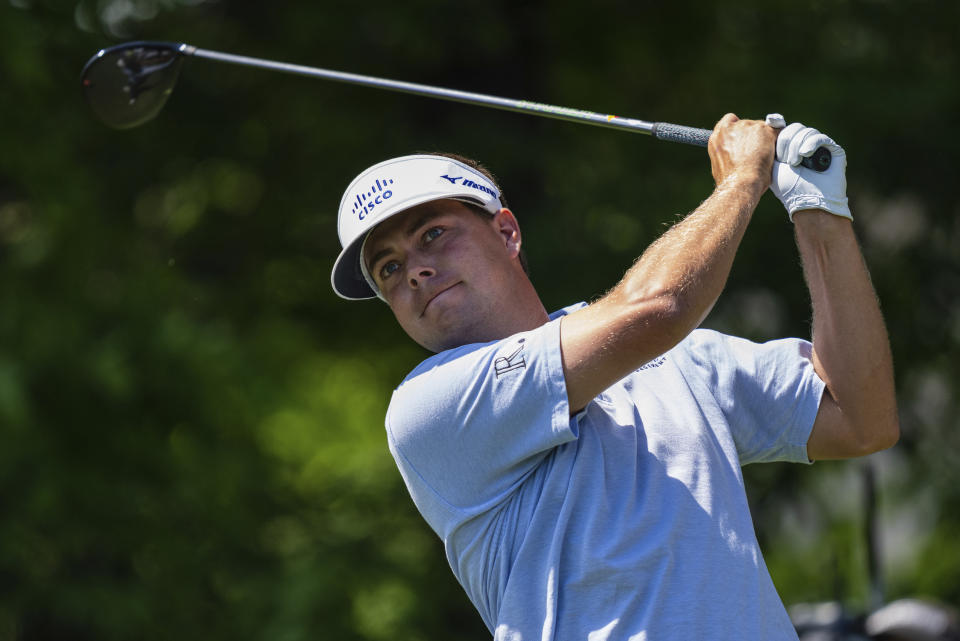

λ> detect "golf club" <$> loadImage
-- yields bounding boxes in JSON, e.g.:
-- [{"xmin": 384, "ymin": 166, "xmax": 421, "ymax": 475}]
[{"xmin": 81, "ymin": 41, "xmax": 831, "ymax": 171}]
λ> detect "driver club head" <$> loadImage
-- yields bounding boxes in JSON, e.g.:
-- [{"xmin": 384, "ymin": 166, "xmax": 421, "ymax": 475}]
[{"xmin": 81, "ymin": 41, "xmax": 186, "ymax": 129}]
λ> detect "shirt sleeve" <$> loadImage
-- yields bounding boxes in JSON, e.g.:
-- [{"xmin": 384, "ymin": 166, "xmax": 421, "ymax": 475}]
[
  {"xmin": 385, "ymin": 315, "xmax": 576, "ymax": 537},
  {"xmin": 684, "ymin": 330, "xmax": 826, "ymax": 466}
]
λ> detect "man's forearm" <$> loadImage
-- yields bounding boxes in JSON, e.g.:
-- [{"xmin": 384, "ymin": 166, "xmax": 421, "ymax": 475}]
[
  {"xmin": 559, "ymin": 114, "xmax": 776, "ymax": 413},
  {"xmin": 613, "ymin": 174, "xmax": 766, "ymax": 346},
  {"xmin": 560, "ymin": 174, "xmax": 766, "ymax": 413},
  {"xmin": 609, "ymin": 114, "xmax": 776, "ymax": 351},
  {"xmin": 795, "ymin": 210, "xmax": 899, "ymax": 455}
]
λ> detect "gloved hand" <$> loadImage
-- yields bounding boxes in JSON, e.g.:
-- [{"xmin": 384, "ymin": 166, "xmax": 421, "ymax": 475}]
[{"xmin": 764, "ymin": 113, "xmax": 852, "ymax": 222}]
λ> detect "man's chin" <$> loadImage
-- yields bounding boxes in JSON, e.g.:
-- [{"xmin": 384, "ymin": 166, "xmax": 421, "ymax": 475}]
[
  {"xmin": 413, "ymin": 322, "xmax": 485, "ymax": 354},
  {"xmin": 418, "ymin": 331, "xmax": 468, "ymax": 354}
]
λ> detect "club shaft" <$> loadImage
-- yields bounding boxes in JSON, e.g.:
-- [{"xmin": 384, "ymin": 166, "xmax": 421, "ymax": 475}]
[
  {"xmin": 88, "ymin": 41, "xmax": 831, "ymax": 171},
  {"xmin": 183, "ymin": 45, "xmax": 667, "ymax": 138}
]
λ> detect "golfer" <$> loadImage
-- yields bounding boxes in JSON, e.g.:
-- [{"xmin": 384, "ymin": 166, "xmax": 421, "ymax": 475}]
[{"xmin": 330, "ymin": 114, "xmax": 898, "ymax": 640}]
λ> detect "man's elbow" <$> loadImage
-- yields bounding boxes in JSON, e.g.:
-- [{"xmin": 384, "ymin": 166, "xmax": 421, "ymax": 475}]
[
  {"xmin": 856, "ymin": 413, "xmax": 900, "ymax": 456},
  {"xmin": 811, "ymin": 390, "xmax": 900, "ymax": 460},
  {"xmin": 620, "ymin": 285, "xmax": 711, "ymax": 348},
  {"xmin": 874, "ymin": 414, "xmax": 901, "ymax": 452}
]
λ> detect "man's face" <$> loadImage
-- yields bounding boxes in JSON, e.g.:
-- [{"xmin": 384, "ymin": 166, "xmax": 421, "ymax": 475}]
[{"xmin": 362, "ymin": 199, "xmax": 522, "ymax": 352}]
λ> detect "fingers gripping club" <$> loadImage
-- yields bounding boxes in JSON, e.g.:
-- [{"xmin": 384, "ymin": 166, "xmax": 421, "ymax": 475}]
[{"xmin": 766, "ymin": 114, "xmax": 851, "ymax": 221}]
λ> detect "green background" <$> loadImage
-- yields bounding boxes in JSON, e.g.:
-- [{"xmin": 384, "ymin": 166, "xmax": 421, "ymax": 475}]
[{"xmin": 1, "ymin": 0, "xmax": 957, "ymax": 638}]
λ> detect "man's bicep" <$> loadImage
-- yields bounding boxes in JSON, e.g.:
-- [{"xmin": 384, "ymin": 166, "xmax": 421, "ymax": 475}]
[
  {"xmin": 806, "ymin": 389, "xmax": 860, "ymax": 460},
  {"xmin": 806, "ymin": 346, "xmax": 896, "ymax": 461}
]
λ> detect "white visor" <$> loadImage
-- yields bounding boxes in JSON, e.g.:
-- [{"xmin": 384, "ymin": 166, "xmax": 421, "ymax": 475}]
[{"xmin": 331, "ymin": 154, "xmax": 503, "ymax": 300}]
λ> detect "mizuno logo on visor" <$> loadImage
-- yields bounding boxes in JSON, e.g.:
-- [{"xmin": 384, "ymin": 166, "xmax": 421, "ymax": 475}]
[{"xmin": 440, "ymin": 174, "xmax": 499, "ymax": 199}]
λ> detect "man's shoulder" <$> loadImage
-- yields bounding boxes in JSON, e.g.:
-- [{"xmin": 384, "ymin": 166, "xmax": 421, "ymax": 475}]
[
  {"xmin": 399, "ymin": 303, "xmax": 582, "ymax": 383},
  {"xmin": 400, "ymin": 339, "xmax": 499, "ymax": 386},
  {"xmin": 682, "ymin": 328, "xmax": 813, "ymax": 357},
  {"xmin": 678, "ymin": 328, "xmax": 735, "ymax": 357}
]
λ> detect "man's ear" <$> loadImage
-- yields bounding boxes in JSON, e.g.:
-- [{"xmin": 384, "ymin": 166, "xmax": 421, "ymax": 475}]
[{"xmin": 492, "ymin": 208, "xmax": 522, "ymax": 259}]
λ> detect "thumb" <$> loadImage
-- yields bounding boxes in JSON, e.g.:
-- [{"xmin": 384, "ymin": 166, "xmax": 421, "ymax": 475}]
[{"xmin": 776, "ymin": 123, "xmax": 807, "ymax": 165}]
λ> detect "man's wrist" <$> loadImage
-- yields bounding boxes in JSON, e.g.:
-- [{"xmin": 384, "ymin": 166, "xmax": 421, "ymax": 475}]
[
  {"xmin": 793, "ymin": 208, "xmax": 852, "ymax": 222},
  {"xmin": 792, "ymin": 209, "xmax": 854, "ymax": 239},
  {"xmin": 717, "ymin": 169, "xmax": 769, "ymax": 202}
]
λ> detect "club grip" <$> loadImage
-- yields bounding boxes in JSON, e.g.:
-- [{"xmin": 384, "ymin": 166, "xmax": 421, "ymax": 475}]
[
  {"xmin": 799, "ymin": 147, "xmax": 832, "ymax": 172},
  {"xmin": 652, "ymin": 121, "xmax": 832, "ymax": 172},
  {"xmin": 652, "ymin": 122, "xmax": 712, "ymax": 147}
]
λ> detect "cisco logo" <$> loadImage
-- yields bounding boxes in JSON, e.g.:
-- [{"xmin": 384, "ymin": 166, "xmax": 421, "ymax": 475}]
[{"xmin": 351, "ymin": 178, "xmax": 394, "ymax": 220}]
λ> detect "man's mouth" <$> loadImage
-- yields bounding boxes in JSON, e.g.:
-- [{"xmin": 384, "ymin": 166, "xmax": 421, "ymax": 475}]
[{"xmin": 420, "ymin": 282, "xmax": 462, "ymax": 317}]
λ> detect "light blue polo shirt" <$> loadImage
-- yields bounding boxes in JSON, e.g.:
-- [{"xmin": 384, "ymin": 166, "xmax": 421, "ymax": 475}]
[{"xmin": 385, "ymin": 303, "xmax": 824, "ymax": 640}]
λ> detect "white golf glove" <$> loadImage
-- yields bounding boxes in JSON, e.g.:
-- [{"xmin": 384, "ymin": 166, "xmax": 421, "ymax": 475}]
[{"xmin": 765, "ymin": 113, "xmax": 852, "ymax": 222}]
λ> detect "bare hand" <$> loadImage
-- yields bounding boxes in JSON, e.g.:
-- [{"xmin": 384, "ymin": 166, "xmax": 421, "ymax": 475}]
[{"xmin": 708, "ymin": 113, "xmax": 777, "ymax": 189}]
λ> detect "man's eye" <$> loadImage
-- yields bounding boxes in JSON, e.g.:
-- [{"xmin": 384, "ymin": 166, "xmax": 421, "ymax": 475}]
[
  {"xmin": 423, "ymin": 227, "xmax": 444, "ymax": 243},
  {"xmin": 380, "ymin": 261, "xmax": 400, "ymax": 280}
]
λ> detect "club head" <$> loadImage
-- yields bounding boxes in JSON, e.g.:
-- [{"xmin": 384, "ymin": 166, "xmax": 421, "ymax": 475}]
[{"xmin": 81, "ymin": 41, "xmax": 186, "ymax": 129}]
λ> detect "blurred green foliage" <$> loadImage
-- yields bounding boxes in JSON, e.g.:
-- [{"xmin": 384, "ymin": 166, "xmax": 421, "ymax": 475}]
[{"xmin": 0, "ymin": 0, "xmax": 957, "ymax": 638}]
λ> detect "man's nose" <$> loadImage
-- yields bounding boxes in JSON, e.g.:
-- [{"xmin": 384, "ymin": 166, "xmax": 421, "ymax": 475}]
[{"xmin": 408, "ymin": 265, "xmax": 436, "ymax": 289}]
